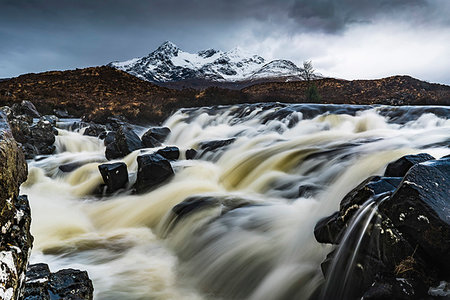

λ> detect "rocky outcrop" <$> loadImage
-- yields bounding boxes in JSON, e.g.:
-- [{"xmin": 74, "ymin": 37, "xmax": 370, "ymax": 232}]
[
  {"xmin": 23, "ymin": 263, "xmax": 94, "ymax": 300},
  {"xmin": 0, "ymin": 112, "xmax": 33, "ymax": 299},
  {"xmin": 314, "ymin": 154, "xmax": 450, "ymax": 300},
  {"xmin": 1, "ymin": 103, "xmax": 57, "ymax": 159}
]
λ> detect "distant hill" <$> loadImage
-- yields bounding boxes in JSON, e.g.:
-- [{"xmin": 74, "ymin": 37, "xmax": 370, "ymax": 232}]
[{"xmin": 0, "ymin": 66, "xmax": 448, "ymax": 124}]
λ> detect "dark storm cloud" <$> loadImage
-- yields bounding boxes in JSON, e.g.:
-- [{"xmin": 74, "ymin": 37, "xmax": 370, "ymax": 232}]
[
  {"xmin": 288, "ymin": 0, "xmax": 429, "ymax": 32},
  {"xmin": 0, "ymin": 0, "xmax": 450, "ymax": 83}
]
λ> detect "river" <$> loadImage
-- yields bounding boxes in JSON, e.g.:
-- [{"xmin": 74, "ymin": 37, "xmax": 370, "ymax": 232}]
[{"xmin": 20, "ymin": 103, "xmax": 450, "ymax": 299}]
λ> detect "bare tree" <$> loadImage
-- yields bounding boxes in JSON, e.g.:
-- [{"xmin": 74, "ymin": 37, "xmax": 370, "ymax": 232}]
[{"xmin": 302, "ymin": 60, "xmax": 315, "ymax": 81}]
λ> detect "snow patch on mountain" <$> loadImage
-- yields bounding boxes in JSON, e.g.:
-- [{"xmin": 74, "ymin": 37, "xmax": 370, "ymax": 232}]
[{"xmin": 109, "ymin": 41, "xmax": 308, "ymax": 83}]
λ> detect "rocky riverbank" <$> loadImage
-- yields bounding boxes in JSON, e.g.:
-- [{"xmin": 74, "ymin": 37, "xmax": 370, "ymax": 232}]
[
  {"xmin": 314, "ymin": 153, "xmax": 450, "ymax": 299},
  {"xmin": 0, "ymin": 104, "xmax": 93, "ymax": 299}
]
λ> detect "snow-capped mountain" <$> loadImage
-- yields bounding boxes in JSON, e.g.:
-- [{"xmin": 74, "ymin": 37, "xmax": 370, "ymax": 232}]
[{"xmin": 108, "ymin": 41, "xmax": 307, "ymax": 85}]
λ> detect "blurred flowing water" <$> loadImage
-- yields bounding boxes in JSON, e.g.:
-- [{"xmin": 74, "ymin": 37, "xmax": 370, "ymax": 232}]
[{"xmin": 20, "ymin": 103, "xmax": 450, "ymax": 299}]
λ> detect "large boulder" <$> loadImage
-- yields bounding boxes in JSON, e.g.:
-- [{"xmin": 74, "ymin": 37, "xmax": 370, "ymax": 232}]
[
  {"xmin": 315, "ymin": 154, "xmax": 450, "ymax": 300},
  {"xmin": 134, "ymin": 154, "xmax": 174, "ymax": 193},
  {"xmin": 0, "ymin": 113, "xmax": 33, "ymax": 299},
  {"xmin": 23, "ymin": 264, "xmax": 94, "ymax": 300},
  {"xmin": 383, "ymin": 153, "xmax": 434, "ymax": 177},
  {"xmin": 105, "ymin": 125, "xmax": 142, "ymax": 160},
  {"xmin": 380, "ymin": 158, "xmax": 450, "ymax": 273},
  {"xmin": 98, "ymin": 162, "xmax": 129, "ymax": 193},
  {"xmin": 141, "ymin": 127, "xmax": 171, "ymax": 148}
]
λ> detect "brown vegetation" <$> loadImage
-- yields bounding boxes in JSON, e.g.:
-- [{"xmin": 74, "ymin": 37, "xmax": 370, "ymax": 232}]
[{"xmin": 1, "ymin": 66, "xmax": 449, "ymax": 124}]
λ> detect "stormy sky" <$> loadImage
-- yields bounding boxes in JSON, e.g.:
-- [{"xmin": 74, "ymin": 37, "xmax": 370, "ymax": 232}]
[{"xmin": 1, "ymin": 0, "xmax": 450, "ymax": 84}]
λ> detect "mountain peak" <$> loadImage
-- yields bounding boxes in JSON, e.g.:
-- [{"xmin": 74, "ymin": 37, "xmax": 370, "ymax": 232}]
[{"xmin": 155, "ymin": 41, "xmax": 180, "ymax": 55}]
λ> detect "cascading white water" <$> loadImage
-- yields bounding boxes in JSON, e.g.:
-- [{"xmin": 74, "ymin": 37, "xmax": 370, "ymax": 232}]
[{"xmin": 20, "ymin": 104, "xmax": 450, "ymax": 299}]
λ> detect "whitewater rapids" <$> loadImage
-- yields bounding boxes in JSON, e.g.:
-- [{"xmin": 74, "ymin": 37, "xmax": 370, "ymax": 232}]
[{"xmin": 20, "ymin": 103, "xmax": 450, "ymax": 299}]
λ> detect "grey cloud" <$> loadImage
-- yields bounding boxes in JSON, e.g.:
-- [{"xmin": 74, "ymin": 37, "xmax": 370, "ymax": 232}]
[{"xmin": 0, "ymin": 0, "xmax": 449, "ymax": 83}]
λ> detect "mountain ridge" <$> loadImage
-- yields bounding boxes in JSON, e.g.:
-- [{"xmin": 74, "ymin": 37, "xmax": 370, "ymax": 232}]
[{"xmin": 108, "ymin": 41, "xmax": 309, "ymax": 87}]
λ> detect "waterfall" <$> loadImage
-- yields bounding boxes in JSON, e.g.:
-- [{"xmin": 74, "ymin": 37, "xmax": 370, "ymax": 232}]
[{"xmin": 20, "ymin": 103, "xmax": 450, "ymax": 299}]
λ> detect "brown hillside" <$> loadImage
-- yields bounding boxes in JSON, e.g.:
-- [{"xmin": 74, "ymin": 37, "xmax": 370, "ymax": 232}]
[
  {"xmin": 243, "ymin": 76, "xmax": 450, "ymax": 106},
  {"xmin": 0, "ymin": 67, "xmax": 448, "ymax": 124}
]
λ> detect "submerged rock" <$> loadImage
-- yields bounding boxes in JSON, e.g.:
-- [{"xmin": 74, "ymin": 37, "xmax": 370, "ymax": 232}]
[
  {"xmin": 156, "ymin": 146, "xmax": 180, "ymax": 160},
  {"xmin": 24, "ymin": 264, "xmax": 94, "ymax": 300},
  {"xmin": 135, "ymin": 154, "xmax": 174, "ymax": 193},
  {"xmin": 198, "ymin": 138, "xmax": 235, "ymax": 154},
  {"xmin": 98, "ymin": 162, "xmax": 129, "ymax": 193}
]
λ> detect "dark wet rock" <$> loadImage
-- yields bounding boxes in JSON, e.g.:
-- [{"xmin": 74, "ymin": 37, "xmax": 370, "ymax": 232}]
[
  {"xmin": 156, "ymin": 146, "xmax": 180, "ymax": 160},
  {"xmin": 361, "ymin": 276, "xmax": 420, "ymax": 300},
  {"xmin": 59, "ymin": 162, "xmax": 84, "ymax": 173},
  {"xmin": 98, "ymin": 131, "xmax": 107, "ymax": 140},
  {"xmin": 30, "ymin": 119, "xmax": 57, "ymax": 155},
  {"xmin": 49, "ymin": 269, "xmax": 94, "ymax": 299},
  {"xmin": 105, "ymin": 125, "xmax": 142, "ymax": 160},
  {"xmin": 23, "ymin": 263, "xmax": 51, "ymax": 299},
  {"xmin": 141, "ymin": 127, "xmax": 170, "ymax": 148},
  {"xmin": 339, "ymin": 176, "xmax": 402, "ymax": 224},
  {"xmin": 379, "ymin": 158, "xmax": 450, "ymax": 273},
  {"xmin": 83, "ymin": 123, "xmax": 106, "ymax": 137},
  {"xmin": 53, "ymin": 107, "xmax": 70, "ymax": 118},
  {"xmin": 98, "ymin": 162, "xmax": 129, "ymax": 193},
  {"xmin": 135, "ymin": 154, "xmax": 174, "ymax": 193},
  {"xmin": 383, "ymin": 153, "xmax": 434, "ymax": 177},
  {"xmin": 11, "ymin": 100, "xmax": 41, "ymax": 119},
  {"xmin": 315, "ymin": 154, "xmax": 449, "ymax": 300},
  {"xmin": 199, "ymin": 138, "xmax": 235, "ymax": 153},
  {"xmin": 24, "ymin": 264, "xmax": 94, "ymax": 300},
  {"xmin": 144, "ymin": 127, "xmax": 171, "ymax": 143},
  {"xmin": 103, "ymin": 131, "xmax": 116, "ymax": 146},
  {"xmin": 314, "ymin": 212, "xmax": 345, "ymax": 245},
  {"xmin": 0, "ymin": 112, "xmax": 33, "ymax": 299},
  {"xmin": 186, "ymin": 149, "xmax": 197, "ymax": 160},
  {"xmin": 314, "ymin": 176, "xmax": 402, "ymax": 245}
]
